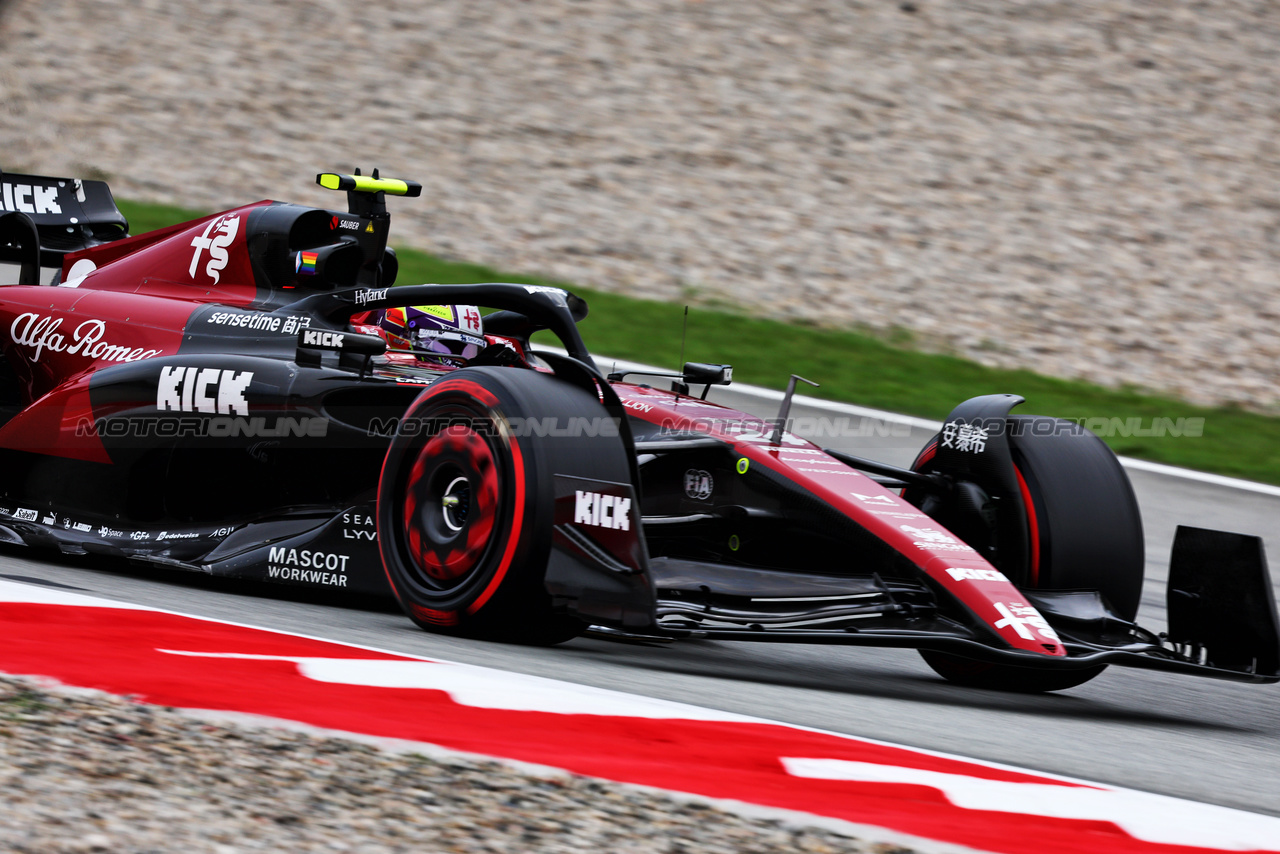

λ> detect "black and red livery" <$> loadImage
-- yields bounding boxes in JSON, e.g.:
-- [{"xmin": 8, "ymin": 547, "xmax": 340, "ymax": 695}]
[{"xmin": 0, "ymin": 168, "xmax": 1276, "ymax": 692}]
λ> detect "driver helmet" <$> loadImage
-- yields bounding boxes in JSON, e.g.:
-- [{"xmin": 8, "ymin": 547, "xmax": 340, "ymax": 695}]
[{"xmin": 377, "ymin": 305, "xmax": 485, "ymax": 370}]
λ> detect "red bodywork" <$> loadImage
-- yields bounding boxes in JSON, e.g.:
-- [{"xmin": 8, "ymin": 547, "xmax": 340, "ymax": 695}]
[
  {"xmin": 0, "ymin": 194, "xmax": 1060, "ymax": 657},
  {"xmin": 0, "ymin": 204, "xmax": 270, "ymax": 461},
  {"xmin": 615, "ymin": 384, "xmax": 1065, "ymax": 658}
]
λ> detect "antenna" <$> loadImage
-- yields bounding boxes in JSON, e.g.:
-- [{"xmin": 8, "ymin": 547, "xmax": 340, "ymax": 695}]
[
  {"xmin": 678, "ymin": 306, "xmax": 689, "ymax": 370},
  {"xmin": 669, "ymin": 306, "xmax": 691, "ymax": 396}
]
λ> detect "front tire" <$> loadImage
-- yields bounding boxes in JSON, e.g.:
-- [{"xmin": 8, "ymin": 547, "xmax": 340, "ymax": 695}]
[
  {"xmin": 911, "ymin": 415, "xmax": 1144, "ymax": 692},
  {"xmin": 377, "ymin": 366, "xmax": 632, "ymax": 644}
]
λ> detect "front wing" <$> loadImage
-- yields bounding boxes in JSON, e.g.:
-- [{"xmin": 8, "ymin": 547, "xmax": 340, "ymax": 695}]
[{"xmin": 546, "ymin": 473, "xmax": 1280, "ymax": 685}]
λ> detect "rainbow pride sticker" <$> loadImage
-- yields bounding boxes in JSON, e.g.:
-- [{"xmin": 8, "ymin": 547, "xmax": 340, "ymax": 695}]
[{"xmin": 296, "ymin": 251, "xmax": 318, "ymax": 275}]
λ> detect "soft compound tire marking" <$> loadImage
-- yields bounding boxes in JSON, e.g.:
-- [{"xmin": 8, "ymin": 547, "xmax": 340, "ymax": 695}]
[
  {"xmin": 377, "ymin": 378, "xmax": 517, "ymax": 620},
  {"xmin": 466, "ymin": 425, "xmax": 524, "ymax": 616},
  {"xmin": 0, "ymin": 580, "xmax": 1277, "ymax": 854}
]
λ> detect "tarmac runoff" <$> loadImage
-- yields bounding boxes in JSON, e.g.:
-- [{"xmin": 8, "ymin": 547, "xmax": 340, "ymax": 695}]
[{"xmin": 2, "ymin": 578, "xmax": 1279, "ymax": 853}]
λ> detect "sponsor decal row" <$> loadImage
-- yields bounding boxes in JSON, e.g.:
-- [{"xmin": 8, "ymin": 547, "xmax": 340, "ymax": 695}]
[
  {"xmin": 158, "ymin": 366, "xmax": 252, "ymax": 415},
  {"xmin": 616, "ymin": 392, "xmax": 726, "ymax": 413},
  {"xmin": 941, "ymin": 421, "xmax": 990, "ymax": 454},
  {"xmin": 330, "ymin": 215, "xmax": 363, "ymax": 232},
  {"xmin": 267, "ymin": 546, "xmax": 351, "ymax": 587},
  {"xmin": 0, "ymin": 509, "xmax": 360, "ymax": 587},
  {"xmin": 574, "ymin": 491, "xmax": 633, "ymax": 531},
  {"xmin": 355, "ymin": 287, "xmax": 389, "ymax": 306},
  {"xmin": 0, "ymin": 508, "xmax": 216, "ymax": 541},
  {"xmin": 900, "ymin": 523, "xmax": 976, "ymax": 553},
  {"xmin": 302, "ymin": 329, "xmax": 345, "ymax": 349},
  {"xmin": 205, "ymin": 310, "xmax": 311, "ymax": 335},
  {"xmin": 0, "ymin": 180, "xmax": 64, "ymax": 215},
  {"xmin": 11, "ymin": 314, "xmax": 164, "ymax": 364},
  {"xmin": 848, "ymin": 492, "xmax": 930, "ymax": 519},
  {"xmin": 342, "ymin": 511, "xmax": 376, "ymax": 542},
  {"xmin": 945, "ymin": 566, "xmax": 1007, "ymax": 582},
  {"xmin": 850, "ymin": 492, "xmax": 900, "ymax": 505}
]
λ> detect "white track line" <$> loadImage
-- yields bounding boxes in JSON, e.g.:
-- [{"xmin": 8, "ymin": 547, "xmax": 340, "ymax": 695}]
[
  {"xmin": 592, "ymin": 351, "xmax": 1280, "ymax": 498},
  {"xmin": 5, "ymin": 577, "xmax": 1278, "ymax": 851}
]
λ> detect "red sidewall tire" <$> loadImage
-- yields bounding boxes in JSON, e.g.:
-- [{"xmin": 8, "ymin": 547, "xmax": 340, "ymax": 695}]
[
  {"xmin": 379, "ymin": 378, "xmax": 530, "ymax": 630},
  {"xmin": 377, "ymin": 366, "xmax": 631, "ymax": 644}
]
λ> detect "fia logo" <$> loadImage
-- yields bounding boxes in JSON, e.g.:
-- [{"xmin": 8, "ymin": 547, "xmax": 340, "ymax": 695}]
[{"xmin": 683, "ymin": 469, "xmax": 714, "ymax": 501}]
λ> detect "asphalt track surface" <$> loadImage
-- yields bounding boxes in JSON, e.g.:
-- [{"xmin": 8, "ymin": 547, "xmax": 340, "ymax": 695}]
[{"xmin": 4, "ymin": 385, "xmax": 1279, "ymax": 822}]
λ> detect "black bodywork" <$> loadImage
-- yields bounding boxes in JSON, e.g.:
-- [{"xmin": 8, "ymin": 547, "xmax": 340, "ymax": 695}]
[{"xmin": 0, "ymin": 168, "xmax": 1277, "ymax": 691}]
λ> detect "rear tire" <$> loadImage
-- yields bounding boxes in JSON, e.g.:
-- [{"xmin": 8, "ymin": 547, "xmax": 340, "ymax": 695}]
[
  {"xmin": 912, "ymin": 415, "xmax": 1144, "ymax": 692},
  {"xmin": 377, "ymin": 366, "xmax": 632, "ymax": 644}
]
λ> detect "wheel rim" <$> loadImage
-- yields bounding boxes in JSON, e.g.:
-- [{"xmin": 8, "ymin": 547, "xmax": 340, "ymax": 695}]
[
  {"xmin": 441, "ymin": 476, "xmax": 471, "ymax": 533},
  {"xmin": 401, "ymin": 424, "xmax": 500, "ymax": 589}
]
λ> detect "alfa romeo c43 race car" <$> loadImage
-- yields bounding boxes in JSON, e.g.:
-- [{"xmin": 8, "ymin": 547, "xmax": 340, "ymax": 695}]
[{"xmin": 0, "ymin": 168, "xmax": 1277, "ymax": 693}]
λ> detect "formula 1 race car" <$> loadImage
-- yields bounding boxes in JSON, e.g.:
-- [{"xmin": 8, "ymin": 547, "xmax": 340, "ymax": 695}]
[{"xmin": 0, "ymin": 168, "xmax": 1277, "ymax": 693}]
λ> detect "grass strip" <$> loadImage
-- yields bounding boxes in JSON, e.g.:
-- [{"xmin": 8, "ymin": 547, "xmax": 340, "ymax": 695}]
[{"xmin": 118, "ymin": 198, "xmax": 1280, "ymax": 485}]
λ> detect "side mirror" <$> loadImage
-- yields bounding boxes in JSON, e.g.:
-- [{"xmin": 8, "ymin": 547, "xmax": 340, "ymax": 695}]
[
  {"xmin": 672, "ymin": 362, "xmax": 732, "ymax": 398},
  {"xmin": 604, "ymin": 362, "xmax": 733, "ymax": 397},
  {"xmin": 682, "ymin": 362, "xmax": 732, "ymax": 386},
  {"xmin": 296, "ymin": 327, "xmax": 387, "ymax": 375}
]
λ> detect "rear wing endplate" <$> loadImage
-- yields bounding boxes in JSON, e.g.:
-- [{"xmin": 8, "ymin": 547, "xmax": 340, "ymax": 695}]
[{"xmin": 0, "ymin": 171, "xmax": 129, "ymax": 271}]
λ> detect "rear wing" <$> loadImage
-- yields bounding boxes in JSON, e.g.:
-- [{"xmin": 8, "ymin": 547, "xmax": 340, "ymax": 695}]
[{"xmin": 0, "ymin": 171, "xmax": 129, "ymax": 279}]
